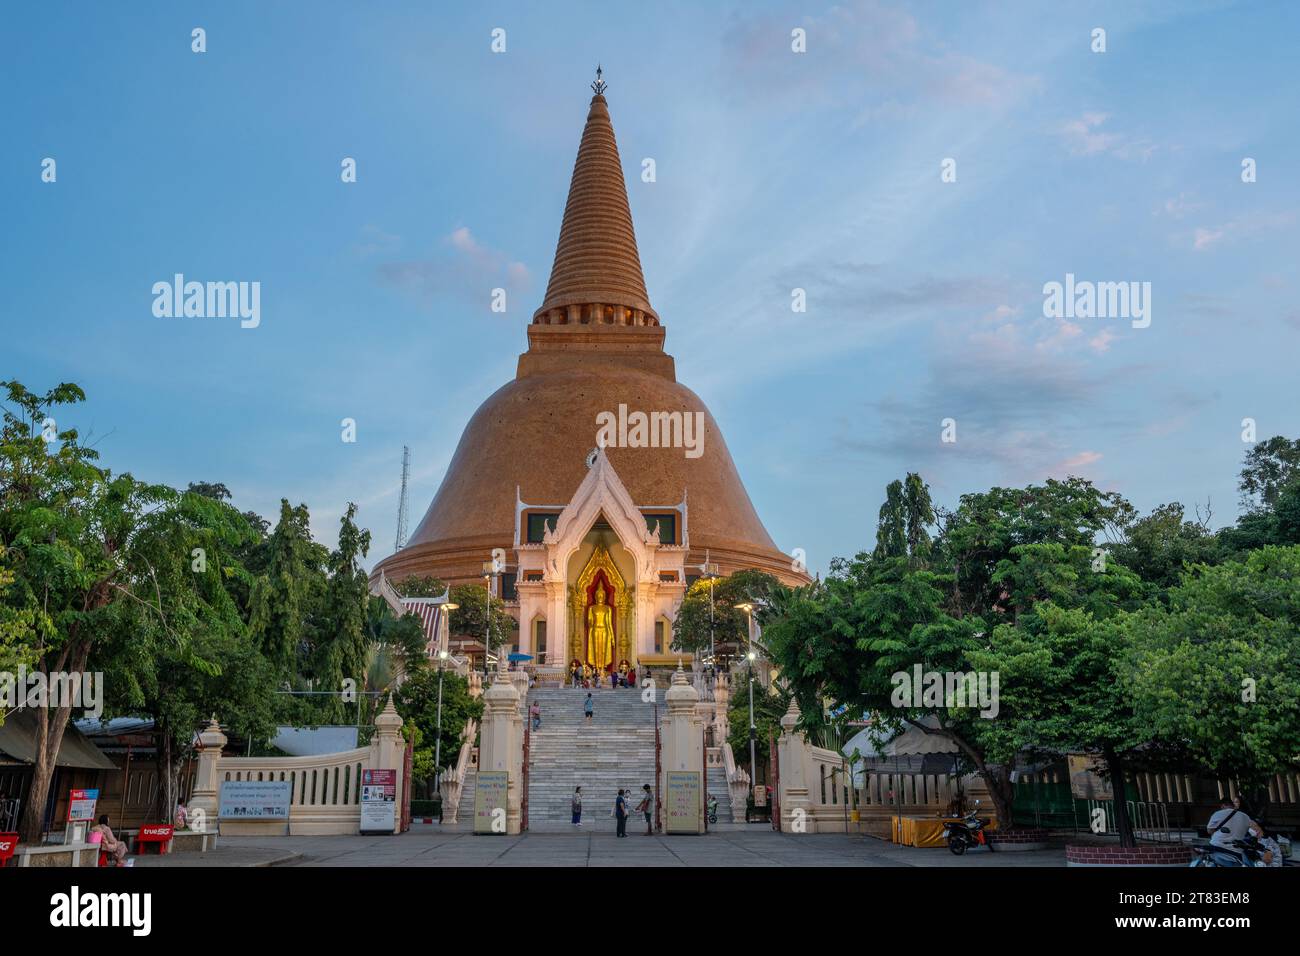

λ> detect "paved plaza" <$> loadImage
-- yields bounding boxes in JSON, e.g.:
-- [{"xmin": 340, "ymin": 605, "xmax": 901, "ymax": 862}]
[{"xmin": 135, "ymin": 825, "xmax": 1065, "ymax": 867}]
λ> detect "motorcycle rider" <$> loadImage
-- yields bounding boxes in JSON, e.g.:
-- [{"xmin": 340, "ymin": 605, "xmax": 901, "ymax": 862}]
[{"xmin": 1206, "ymin": 797, "xmax": 1255, "ymax": 850}]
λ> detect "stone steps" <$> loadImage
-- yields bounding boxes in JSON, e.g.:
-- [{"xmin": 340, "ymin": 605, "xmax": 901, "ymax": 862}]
[{"xmin": 525, "ymin": 687, "xmax": 657, "ymax": 823}]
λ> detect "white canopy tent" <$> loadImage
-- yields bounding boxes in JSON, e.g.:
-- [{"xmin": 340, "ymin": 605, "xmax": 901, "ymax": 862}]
[{"xmin": 842, "ymin": 717, "xmax": 960, "ymax": 786}]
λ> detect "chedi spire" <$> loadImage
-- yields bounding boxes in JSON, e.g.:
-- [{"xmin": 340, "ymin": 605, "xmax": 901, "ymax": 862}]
[{"xmin": 532, "ymin": 69, "xmax": 657, "ymax": 328}]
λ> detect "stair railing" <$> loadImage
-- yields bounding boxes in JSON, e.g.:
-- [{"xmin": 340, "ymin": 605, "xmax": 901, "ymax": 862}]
[
  {"xmin": 653, "ymin": 701, "xmax": 662, "ymax": 833},
  {"xmin": 521, "ymin": 719, "xmax": 530, "ymax": 832},
  {"xmin": 721, "ymin": 740, "xmax": 750, "ymax": 821},
  {"xmin": 439, "ymin": 717, "xmax": 477, "ymax": 824}
]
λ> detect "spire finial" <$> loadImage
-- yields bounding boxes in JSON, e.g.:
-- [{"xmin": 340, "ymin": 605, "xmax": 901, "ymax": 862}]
[{"xmin": 591, "ymin": 64, "xmax": 607, "ymax": 96}]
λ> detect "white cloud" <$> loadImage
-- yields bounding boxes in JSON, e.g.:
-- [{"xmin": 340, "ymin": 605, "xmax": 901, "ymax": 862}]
[{"xmin": 1058, "ymin": 112, "xmax": 1156, "ymax": 160}]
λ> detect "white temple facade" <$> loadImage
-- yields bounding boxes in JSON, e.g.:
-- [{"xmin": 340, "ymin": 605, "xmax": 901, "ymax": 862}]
[{"xmin": 511, "ymin": 448, "xmax": 688, "ymax": 670}]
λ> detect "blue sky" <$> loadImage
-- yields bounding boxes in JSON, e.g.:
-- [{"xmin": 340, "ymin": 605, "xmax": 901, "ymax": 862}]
[{"xmin": 3, "ymin": 0, "xmax": 1298, "ymax": 578}]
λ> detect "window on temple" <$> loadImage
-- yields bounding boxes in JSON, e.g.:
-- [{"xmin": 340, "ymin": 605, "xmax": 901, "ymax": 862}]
[
  {"xmin": 526, "ymin": 513, "xmax": 560, "ymax": 543},
  {"xmin": 501, "ymin": 571, "xmax": 518, "ymax": 602},
  {"xmin": 642, "ymin": 512, "xmax": 676, "ymax": 544}
]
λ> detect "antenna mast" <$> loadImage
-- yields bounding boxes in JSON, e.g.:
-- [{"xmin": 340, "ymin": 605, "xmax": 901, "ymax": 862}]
[{"xmin": 395, "ymin": 445, "xmax": 411, "ymax": 550}]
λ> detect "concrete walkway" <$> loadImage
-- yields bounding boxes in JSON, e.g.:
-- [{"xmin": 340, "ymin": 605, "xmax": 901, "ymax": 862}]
[{"xmin": 138, "ymin": 825, "xmax": 1065, "ymax": 867}]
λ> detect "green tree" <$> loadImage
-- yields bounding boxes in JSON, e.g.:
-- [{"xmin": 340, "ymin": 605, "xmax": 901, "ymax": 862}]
[
  {"xmin": 972, "ymin": 603, "xmax": 1147, "ymax": 846},
  {"xmin": 1108, "ymin": 502, "xmax": 1221, "ymax": 592},
  {"xmin": 395, "ymin": 575, "xmax": 447, "ymax": 598},
  {"xmin": 0, "ymin": 381, "xmax": 271, "ymax": 839},
  {"xmin": 394, "ymin": 667, "xmax": 483, "ymax": 795},
  {"xmin": 936, "ymin": 477, "xmax": 1132, "ymax": 619},
  {"xmin": 873, "ymin": 472, "xmax": 934, "ymax": 563},
  {"xmin": 447, "ymin": 583, "xmax": 515, "ymax": 658},
  {"xmin": 311, "ymin": 504, "xmax": 372, "ymax": 723},
  {"xmin": 0, "ymin": 547, "xmax": 38, "ymax": 688},
  {"xmin": 1121, "ymin": 546, "xmax": 1300, "ymax": 819},
  {"xmin": 1238, "ymin": 435, "xmax": 1300, "ymax": 510},
  {"xmin": 671, "ymin": 568, "xmax": 783, "ymax": 656},
  {"xmin": 726, "ymin": 677, "xmax": 789, "ymax": 784},
  {"xmin": 761, "ymin": 551, "xmax": 1023, "ymax": 821},
  {"xmin": 249, "ymin": 500, "xmax": 328, "ymax": 675}
]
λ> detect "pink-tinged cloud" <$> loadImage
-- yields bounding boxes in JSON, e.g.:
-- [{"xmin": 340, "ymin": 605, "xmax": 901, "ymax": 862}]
[
  {"xmin": 1090, "ymin": 328, "xmax": 1116, "ymax": 353},
  {"xmin": 1056, "ymin": 450, "xmax": 1103, "ymax": 471},
  {"xmin": 1193, "ymin": 227, "xmax": 1224, "ymax": 251}
]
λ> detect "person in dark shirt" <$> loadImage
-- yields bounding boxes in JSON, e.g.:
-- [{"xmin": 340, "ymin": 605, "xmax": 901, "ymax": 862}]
[{"xmin": 614, "ymin": 789, "xmax": 628, "ymax": 837}]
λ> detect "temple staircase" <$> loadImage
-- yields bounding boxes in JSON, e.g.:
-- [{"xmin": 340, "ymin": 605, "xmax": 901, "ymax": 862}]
[{"xmin": 524, "ymin": 686, "xmax": 657, "ymax": 830}]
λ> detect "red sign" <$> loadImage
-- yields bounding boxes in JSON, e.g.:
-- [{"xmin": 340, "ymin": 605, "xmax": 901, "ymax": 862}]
[
  {"xmin": 139, "ymin": 825, "xmax": 173, "ymax": 840},
  {"xmin": 67, "ymin": 788, "xmax": 99, "ymax": 823},
  {"xmin": 0, "ymin": 833, "xmax": 17, "ymax": 863},
  {"xmin": 361, "ymin": 769, "xmax": 396, "ymax": 798}
]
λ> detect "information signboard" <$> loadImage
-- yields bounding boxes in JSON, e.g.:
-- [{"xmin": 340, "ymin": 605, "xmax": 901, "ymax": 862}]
[
  {"xmin": 360, "ymin": 769, "xmax": 397, "ymax": 833},
  {"xmin": 67, "ymin": 789, "xmax": 99, "ymax": 823},
  {"xmin": 218, "ymin": 780, "xmax": 292, "ymax": 820},
  {"xmin": 473, "ymin": 770, "xmax": 509, "ymax": 834},
  {"xmin": 665, "ymin": 771, "xmax": 701, "ymax": 834}
]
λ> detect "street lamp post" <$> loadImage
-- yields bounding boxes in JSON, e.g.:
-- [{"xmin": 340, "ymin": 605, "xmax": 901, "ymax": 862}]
[
  {"xmin": 735, "ymin": 602, "xmax": 758, "ymax": 794},
  {"xmin": 432, "ymin": 602, "xmax": 458, "ymax": 783},
  {"xmin": 703, "ymin": 561, "xmax": 719, "ymax": 669},
  {"xmin": 481, "ymin": 561, "xmax": 495, "ymax": 677}
]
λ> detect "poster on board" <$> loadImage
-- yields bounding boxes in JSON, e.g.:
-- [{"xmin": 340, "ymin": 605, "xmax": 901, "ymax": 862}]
[
  {"xmin": 665, "ymin": 771, "xmax": 701, "ymax": 834},
  {"xmin": 474, "ymin": 770, "xmax": 508, "ymax": 834},
  {"xmin": 360, "ymin": 769, "xmax": 398, "ymax": 833},
  {"xmin": 67, "ymin": 789, "xmax": 100, "ymax": 823}
]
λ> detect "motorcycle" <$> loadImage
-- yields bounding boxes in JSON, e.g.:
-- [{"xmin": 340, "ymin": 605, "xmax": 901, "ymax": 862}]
[
  {"xmin": 706, "ymin": 795, "xmax": 718, "ymax": 825},
  {"xmin": 943, "ymin": 800, "xmax": 991, "ymax": 855},
  {"xmin": 1190, "ymin": 834, "xmax": 1270, "ymax": 867}
]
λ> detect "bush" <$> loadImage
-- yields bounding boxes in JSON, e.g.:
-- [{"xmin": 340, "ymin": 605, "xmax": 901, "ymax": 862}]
[{"xmin": 411, "ymin": 798, "xmax": 442, "ymax": 817}]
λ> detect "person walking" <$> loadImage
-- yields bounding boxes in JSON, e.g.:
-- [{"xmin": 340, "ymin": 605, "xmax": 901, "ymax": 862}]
[
  {"xmin": 614, "ymin": 789, "xmax": 628, "ymax": 837},
  {"xmin": 529, "ymin": 700, "xmax": 541, "ymax": 731},
  {"xmin": 637, "ymin": 784, "xmax": 653, "ymax": 835},
  {"xmin": 583, "ymin": 693, "xmax": 593, "ymax": 723},
  {"xmin": 571, "ymin": 787, "xmax": 583, "ymax": 827}
]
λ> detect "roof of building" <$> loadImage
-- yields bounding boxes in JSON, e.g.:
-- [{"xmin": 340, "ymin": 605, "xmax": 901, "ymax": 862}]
[{"xmin": 0, "ymin": 709, "xmax": 117, "ymax": 770}]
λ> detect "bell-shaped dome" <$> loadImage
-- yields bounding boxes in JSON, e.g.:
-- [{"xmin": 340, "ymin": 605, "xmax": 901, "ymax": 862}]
[{"xmin": 376, "ymin": 78, "xmax": 803, "ymax": 588}]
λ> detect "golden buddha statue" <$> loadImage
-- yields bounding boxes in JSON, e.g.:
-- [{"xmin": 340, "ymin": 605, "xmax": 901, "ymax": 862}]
[{"xmin": 585, "ymin": 588, "xmax": 614, "ymax": 672}]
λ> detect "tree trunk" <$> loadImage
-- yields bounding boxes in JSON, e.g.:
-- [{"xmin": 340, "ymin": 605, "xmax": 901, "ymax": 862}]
[
  {"xmin": 19, "ymin": 642, "xmax": 88, "ymax": 843},
  {"xmin": 977, "ymin": 763, "xmax": 1015, "ymax": 829},
  {"xmin": 1104, "ymin": 746, "xmax": 1136, "ymax": 848},
  {"xmin": 905, "ymin": 718, "xmax": 1015, "ymax": 827},
  {"xmin": 160, "ymin": 733, "xmax": 173, "ymax": 823}
]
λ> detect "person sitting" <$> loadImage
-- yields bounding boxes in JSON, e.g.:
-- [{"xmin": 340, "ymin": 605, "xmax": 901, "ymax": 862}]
[
  {"xmin": 1207, "ymin": 797, "xmax": 1254, "ymax": 849},
  {"xmin": 91, "ymin": 814, "xmax": 128, "ymax": 867},
  {"xmin": 1248, "ymin": 821, "xmax": 1283, "ymax": 866}
]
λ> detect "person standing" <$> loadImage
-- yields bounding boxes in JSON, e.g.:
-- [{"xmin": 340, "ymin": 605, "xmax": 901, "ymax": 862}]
[
  {"xmin": 571, "ymin": 787, "xmax": 583, "ymax": 827},
  {"xmin": 529, "ymin": 700, "xmax": 541, "ymax": 731},
  {"xmin": 637, "ymin": 784, "xmax": 653, "ymax": 835},
  {"xmin": 614, "ymin": 789, "xmax": 628, "ymax": 837},
  {"xmin": 583, "ymin": 693, "xmax": 593, "ymax": 723}
]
